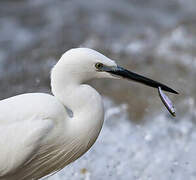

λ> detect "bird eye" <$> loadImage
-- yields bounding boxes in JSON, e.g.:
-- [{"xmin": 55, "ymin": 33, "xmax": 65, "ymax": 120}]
[{"xmin": 95, "ymin": 63, "xmax": 103, "ymax": 70}]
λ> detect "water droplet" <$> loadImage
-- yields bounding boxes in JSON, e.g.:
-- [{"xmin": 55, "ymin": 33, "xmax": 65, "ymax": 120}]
[{"xmin": 144, "ymin": 134, "xmax": 153, "ymax": 142}]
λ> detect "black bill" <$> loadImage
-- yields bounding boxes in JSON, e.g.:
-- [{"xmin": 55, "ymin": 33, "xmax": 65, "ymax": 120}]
[{"xmin": 105, "ymin": 66, "xmax": 178, "ymax": 94}]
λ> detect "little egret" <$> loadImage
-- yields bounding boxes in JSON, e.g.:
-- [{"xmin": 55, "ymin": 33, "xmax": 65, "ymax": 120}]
[{"xmin": 0, "ymin": 48, "xmax": 178, "ymax": 180}]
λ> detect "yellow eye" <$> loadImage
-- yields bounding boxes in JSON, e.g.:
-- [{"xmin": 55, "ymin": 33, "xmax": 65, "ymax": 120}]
[{"xmin": 95, "ymin": 63, "xmax": 103, "ymax": 69}]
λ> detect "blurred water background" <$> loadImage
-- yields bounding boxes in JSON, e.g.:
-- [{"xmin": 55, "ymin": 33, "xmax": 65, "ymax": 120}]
[{"xmin": 0, "ymin": 0, "xmax": 196, "ymax": 179}]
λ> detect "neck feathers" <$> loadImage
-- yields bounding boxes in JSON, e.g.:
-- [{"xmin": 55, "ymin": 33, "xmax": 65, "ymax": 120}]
[{"xmin": 51, "ymin": 63, "xmax": 104, "ymax": 131}]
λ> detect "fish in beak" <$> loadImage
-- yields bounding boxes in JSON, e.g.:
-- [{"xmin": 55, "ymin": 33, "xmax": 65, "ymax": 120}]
[{"xmin": 101, "ymin": 65, "xmax": 178, "ymax": 117}]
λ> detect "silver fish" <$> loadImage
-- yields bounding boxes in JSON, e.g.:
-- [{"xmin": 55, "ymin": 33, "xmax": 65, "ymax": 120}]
[{"xmin": 158, "ymin": 86, "xmax": 176, "ymax": 117}]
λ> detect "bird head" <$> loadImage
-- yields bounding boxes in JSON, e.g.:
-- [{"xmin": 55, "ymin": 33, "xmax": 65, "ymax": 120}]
[{"xmin": 52, "ymin": 48, "xmax": 178, "ymax": 94}]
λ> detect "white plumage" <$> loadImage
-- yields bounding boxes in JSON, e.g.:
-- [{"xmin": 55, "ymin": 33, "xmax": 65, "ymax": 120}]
[
  {"xmin": 0, "ymin": 48, "xmax": 116, "ymax": 180},
  {"xmin": 0, "ymin": 48, "xmax": 177, "ymax": 180}
]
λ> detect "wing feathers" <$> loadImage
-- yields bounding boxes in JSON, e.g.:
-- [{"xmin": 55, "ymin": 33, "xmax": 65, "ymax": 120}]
[{"xmin": 0, "ymin": 119, "xmax": 53, "ymax": 176}]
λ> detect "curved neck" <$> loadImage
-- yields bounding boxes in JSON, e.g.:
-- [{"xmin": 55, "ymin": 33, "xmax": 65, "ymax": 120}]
[{"xmin": 51, "ymin": 66, "xmax": 104, "ymax": 132}]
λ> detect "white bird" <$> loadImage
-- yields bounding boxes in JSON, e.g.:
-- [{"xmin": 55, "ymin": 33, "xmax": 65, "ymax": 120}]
[{"xmin": 0, "ymin": 48, "xmax": 178, "ymax": 180}]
